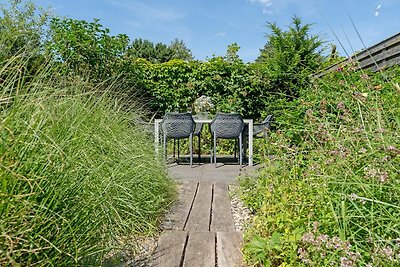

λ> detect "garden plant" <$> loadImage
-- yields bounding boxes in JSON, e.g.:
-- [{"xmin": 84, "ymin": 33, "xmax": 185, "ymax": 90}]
[
  {"xmin": 1, "ymin": 0, "xmax": 399, "ymax": 266},
  {"xmin": 240, "ymin": 64, "xmax": 400, "ymax": 266},
  {"xmin": 1, "ymin": 1, "xmax": 175, "ymax": 265}
]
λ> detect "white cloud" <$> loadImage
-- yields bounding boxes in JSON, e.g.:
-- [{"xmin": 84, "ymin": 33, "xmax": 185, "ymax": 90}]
[
  {"xmin": 215, "ymin": 32, "xmax": 226, "ymax": 37},
  {"xmin": 249, "ymin": 0, "xmax": 273, "ymax": 6},
  {"xmin": 247, "ymin": 0, "xmax": 273, "ymax": 14}
]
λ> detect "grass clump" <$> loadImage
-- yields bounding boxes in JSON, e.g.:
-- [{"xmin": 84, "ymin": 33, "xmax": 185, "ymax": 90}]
[
  {"xmin": 240, "ymin": 65, "xmax": 400, "ymax": 266},
  {"xmin": 0, "ymin": 56, "xmax": 176, "ymax": 265}
]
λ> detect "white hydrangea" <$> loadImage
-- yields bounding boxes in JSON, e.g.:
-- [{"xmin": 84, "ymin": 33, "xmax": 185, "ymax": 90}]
[{"xmin": 193, "ymin": 95, "xmax": 214, "ymax": 113}]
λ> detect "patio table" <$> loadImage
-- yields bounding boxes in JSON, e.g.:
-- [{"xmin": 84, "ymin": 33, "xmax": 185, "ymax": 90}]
[{"xmin": 154, "ymin": 118, "xmax": 254, "ymax": 166}]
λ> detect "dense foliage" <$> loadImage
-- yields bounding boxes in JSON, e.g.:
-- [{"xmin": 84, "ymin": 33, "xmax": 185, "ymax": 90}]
[
  {"xmin": 135, "ymin": 56, "xmax": 270, "ymax": 119},
  {"xmin": 20, "ymin": 6, "xmax": 323, "ymax": 121},
  {"xmin": 135, "ymin": 18, "xmax": 325, "ymax": 118},
  {"xmin": 1, "ymin": 1, "xmax": 176, "ymax": 265},
  {"xmin": 6, "ymin": 0, "xmax": 387, "ymax": 265},
  {"xmin": 0, "ymin": 0, "xmax": 48, "ymax": 73},
  {"xmin": 257, "ymin": 16, "xmax": 325, "ymax": 98},
  {"xmin": 48, "ymin": 17, "xmax": 130, "ymax": 80},
  {"xmin": 1, "ymin": 57, "xmax": 176, "ymax": 265},
  {"xmin": 128, "ymin": 38, "xmax": 193, "ymax": 63},
  {"xmin": 240, "ymin": 64, "xmax": 400, "ymax": 266}
]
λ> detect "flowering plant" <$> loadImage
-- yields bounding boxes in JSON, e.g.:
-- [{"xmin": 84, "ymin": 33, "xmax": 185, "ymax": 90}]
[{"xmin": 193, "ymin": 95, "xmax": 214, "ymax": 113}]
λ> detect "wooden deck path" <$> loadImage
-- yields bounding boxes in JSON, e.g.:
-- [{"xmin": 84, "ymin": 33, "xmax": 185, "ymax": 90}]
[{"xmin": 151, "ymin": 181, "xmax": 243, "ymax": 267}]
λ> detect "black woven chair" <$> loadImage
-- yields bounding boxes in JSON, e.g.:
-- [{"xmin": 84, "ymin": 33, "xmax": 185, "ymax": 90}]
[
  {"xmin": 171, "ymin": 120, "xmax": 203, "ymax": 163},
  {"xmin": 243, "ymin": 115, "xmax": 274, "ymax": 162},
  {"xmin": 193, "ymin": 120, "xmax": 204, "ymax": 163},
  {"xmin": 210, "ymin": 113, "xmax": 245, "ymax": 167},
  {"xmin": 161, "ymin": 113, "xmax": 195, "ymax": 166},
  {"xmin": 253, "ymin": 115, "xmax": 274, "ymax": 138}
]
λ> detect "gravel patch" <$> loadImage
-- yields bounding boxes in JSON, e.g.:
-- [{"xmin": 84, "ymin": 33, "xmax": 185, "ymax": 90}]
[
  {"xmin": 229, "ymin": 184, "xmax": 252, "ymax": 232},
  {"xmin": 130, "ymin": 236, "xmax": 158, "ymax": 266},
  {"xmin": 103, "ymin": 235, "xmax": 158, "ymax": 266}
]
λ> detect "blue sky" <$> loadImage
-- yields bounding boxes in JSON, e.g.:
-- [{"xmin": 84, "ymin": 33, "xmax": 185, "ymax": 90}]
[{"xmin": 30, "ymin": 0, "xmax": 399, "ymax": 62}]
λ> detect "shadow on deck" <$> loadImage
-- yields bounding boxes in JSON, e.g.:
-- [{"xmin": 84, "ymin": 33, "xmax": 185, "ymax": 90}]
[{"xmin": 167, "ymin": 159, "xmax": 260, "ymax": 183}]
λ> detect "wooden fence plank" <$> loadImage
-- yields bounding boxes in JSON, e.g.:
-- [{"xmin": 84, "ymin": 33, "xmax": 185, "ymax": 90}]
[
  {"xmin": 184, "ymin": 182, "xmax": 213, "ymax": 232},
  {"xmin": 217, "ymin": 232, "xmax": 243, "ymax": 267},
  {"xmin": 211, "ymin": 182, "xmax": 235, "ymax": 232},
  {"xmin": 313, "ymin": 32, "xmax": 400, "ymax": 77},
  {"xmin": 151, "ymin": 231, "xmax": 188, "ymax": 267},
  {"xmin": 183, "ymin": 232, "xmax": 215, "ymax": 267}
]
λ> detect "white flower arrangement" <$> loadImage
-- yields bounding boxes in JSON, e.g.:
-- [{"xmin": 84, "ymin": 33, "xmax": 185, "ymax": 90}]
[{"xmin": 193, "ymin": 95, "xmax": 214, "ymax": 113}]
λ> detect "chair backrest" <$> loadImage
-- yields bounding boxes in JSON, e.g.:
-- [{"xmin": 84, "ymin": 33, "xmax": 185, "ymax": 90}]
[
  {"xmin": 262, "ymin": 114, "xmax": 273, "ymax": 124},
  {"xmin": 252, "ymin": 114, "xmax": 274, "ymax": 137},
  {"xmin": 161, "ymin": 112, "xmax": 195, "ymax": 138},
  {"xmin": 210, "ymin": 113, "xmax": 244, "ymax": 138}
]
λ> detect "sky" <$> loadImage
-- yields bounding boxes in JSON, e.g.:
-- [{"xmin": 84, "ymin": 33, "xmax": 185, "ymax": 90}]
[{"xmin": 28, "ymin": 0, "xmax": 399, "ymax": 62}]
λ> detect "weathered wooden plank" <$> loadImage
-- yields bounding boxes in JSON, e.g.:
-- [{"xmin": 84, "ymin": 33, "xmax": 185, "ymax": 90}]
[
  {"xmin": 357, "ymin": 36, "xmax": 400, "ymax": 57},
  {"xmin": 162, "ymin": 181, "xmax": 198, "ymax": 231},
  {"xmin": 184, "ymin": 182, "xmax": 213, "ymax": 232},
  {"xmin": 211, "ymin": 182, "xmax": 235, "ymax": 232},
  {"xmin": 217, "ymin": 231, "xmax": 244, "ymax": 267},
  {"xmin": 359, "ymin": 47, "xmax": 400, "ymax": 68},
  {"xmin": 313, "ymin": 33, "xmax": 400, "ymax": 77},
  {"xmin": 183, "ymin": 232, "xmax": 215, "ymax": 267},
  {"xmin": 151, "ymin": 231, "xmax": 188, "ymax": 267}
]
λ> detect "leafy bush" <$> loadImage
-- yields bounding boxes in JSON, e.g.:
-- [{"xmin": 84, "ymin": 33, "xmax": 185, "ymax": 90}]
[
  {"xmin": 48, "ymin": 17, "xmax": 130, "ymax": 81},
  {"xmin": 0, "ymin": 55, "xmax": 176, "ymax": 265},
  {"xmin": 128, "ymin": 38, "xmax": 193, "ymax": 63},
  {"xmin": 240, "ymin": 66, "xmax": 400, "ymax": 266},
  {"xmin": 0, "ymin": 0, "xmax": 48, "ymax": 75},
  {"xmin": 136, "ymin": 56, "xmax": 271, "ymax": 119}
]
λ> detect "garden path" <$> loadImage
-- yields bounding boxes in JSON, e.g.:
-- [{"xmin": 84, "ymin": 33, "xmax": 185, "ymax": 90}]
[{"xmin": 150, "ymin": 163, "xmax": 257, "ymax": 267}]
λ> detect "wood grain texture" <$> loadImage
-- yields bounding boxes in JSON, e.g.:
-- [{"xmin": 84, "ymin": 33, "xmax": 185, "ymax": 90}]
[
  {"xmin": 211, "ymin": 182, "xmax": 235, "ymax": 232},
  {"xmin": 162, "ymin": 181, "xmax": 198, "ymax": 231},
  {"xmin": 183, "ymin": 232, "xmax": 215, "ymax": 267},
  {"xmin": 216, "ymin": 231, "xmax": 243, "ymax": 267},
  {"xmin": 184, "ymin": 182, "xmax": 213, "ymax": 232},
  {"xmin": 151, "ymin": 231, "xmax": 188, "ymax": 267}
]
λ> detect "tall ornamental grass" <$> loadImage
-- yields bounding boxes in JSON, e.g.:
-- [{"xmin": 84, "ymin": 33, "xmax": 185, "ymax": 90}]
[
  {"xmin": 240, "ymin": 64, "xmax": 399, "ymax": 266},
  {"xmin": 0, "ymin": 55, "xmax": 176, "ymax": 265}
]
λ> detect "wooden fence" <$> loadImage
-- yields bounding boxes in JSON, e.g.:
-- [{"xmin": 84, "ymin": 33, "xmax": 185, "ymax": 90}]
[{"xmin": 314, "ymin": 32, "xmax": 400, "ymax": 78}]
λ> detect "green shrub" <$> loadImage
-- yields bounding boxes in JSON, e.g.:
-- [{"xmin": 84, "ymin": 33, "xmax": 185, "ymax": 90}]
[
  {"xmin": 240, "ymin": 66, "xmax": 400, "ymax": 266},
  {"xmin": 0, "ymin": 56, "xmax": 176, "ymax": 265},
  {"xmin": 135, "ymin": 56, "xmax": 271, "ymax": 119},
  {"xmin": 256, "ymin": 16, "xmax": 325, "ymax": 99}
]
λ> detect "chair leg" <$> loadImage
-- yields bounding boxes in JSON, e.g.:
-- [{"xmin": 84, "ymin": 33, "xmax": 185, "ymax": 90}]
[
  {"xmin": 198, "ymin": 134, "xmax": 201, "ymax": 164},
  {"xmin": 163, "ymin": 134, "xmax": 167, "ymax": 162},
  {"xmin": 214, "ymin": 134, "xmax": 217, "ymax": 167},
  {"xmin": 173, "ymin": 139, "xmax": 176, "ymax": 158},
  {"xmin": 243, "ymin": 132, "xmax": 248, "ymax": 163},
  {"xmin": 177, "ymin": 139, "xmax": 180, "ymax": 158},
  {"xmin": 234, "ymin": 139, "xmax": 237, "ymax": 160},
  {"xmin": 210, "ymin": 136, "xmax": 213, "ymax": 163},
  {"xmin": 190, "ymin": 134, "xmax": 193, "ymax": 167},
  {"xmin": 239, "ymin": 135, "xmax": 243, "ymax": 167}
]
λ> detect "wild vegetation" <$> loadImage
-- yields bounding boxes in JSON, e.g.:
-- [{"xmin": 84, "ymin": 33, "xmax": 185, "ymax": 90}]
[
  {"xmin": 1, "ymin": 1, "xmax": 175, "ymax": 265},
  {"xmin": 1, "ymin": 0, "xmax": 399, "ymax": 266},
  {"xmin": 240, "ymin": 65, "xmax": 400, "ymax": 266}
]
